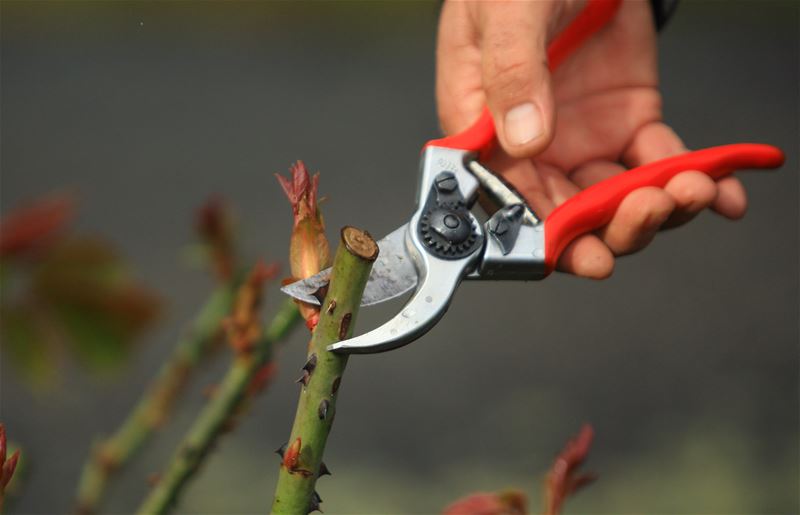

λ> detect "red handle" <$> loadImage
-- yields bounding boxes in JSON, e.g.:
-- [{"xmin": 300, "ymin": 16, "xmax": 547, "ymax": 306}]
[
  {"xmin": 426, "ymin": 0, "xmax": 623, "ymax": 155},
  {"xmin": 542, "ymin": 143, "xmax": 785, "ymax": 273}
]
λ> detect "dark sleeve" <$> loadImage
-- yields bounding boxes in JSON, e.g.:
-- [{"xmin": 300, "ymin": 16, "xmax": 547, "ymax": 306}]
[{"xmin": 650, "ymin": 0, "xmax": 680, "ymax": 30}]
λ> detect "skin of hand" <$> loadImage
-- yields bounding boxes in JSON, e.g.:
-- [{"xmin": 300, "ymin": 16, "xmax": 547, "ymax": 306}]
[{"xmin": 436, "ymin": 0, "xmax": 748, "ymax": 279}]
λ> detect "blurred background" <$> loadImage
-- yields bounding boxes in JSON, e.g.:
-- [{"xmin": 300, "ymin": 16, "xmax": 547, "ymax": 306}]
[{"xmin": 1, "ymin": 1, "xmax": 797, "ymax": 514}]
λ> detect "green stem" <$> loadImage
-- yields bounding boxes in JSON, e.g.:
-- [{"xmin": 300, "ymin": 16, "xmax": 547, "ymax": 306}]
[
  {"xmin": 75, "ymin": 283, "xmax": 238, "ymax": 514},
  {"xmin": 271, "ymin": 227, "xmax": 378, "ymax": 514},
  {"xmin": 136, "ymin": 298, "xmax": 301, "ymax": 515}
]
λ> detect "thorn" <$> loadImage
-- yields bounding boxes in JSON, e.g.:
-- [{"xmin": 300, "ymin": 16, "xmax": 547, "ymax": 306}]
[
  {"xmin": 275, "ymin": 442, "xmax": 288, "ymax": 459},
  {"xmin": 331, "ymin": 377, "xmax": 341, "ymax": 395},
  {"xmin": 326, "ymin": 299, "xmax": 336, "ymax": 314},
  {"xmin": 295, "ymin": 370, "xmax": 310, "ymax": 387},
  {"xmin": 338, "ymin": 313, "xmax": 352, "ymax": 340},
  {"xmin": 147, "ymin": 472, "xmax": 161, "ymax": 487},
  {"xmin": 303, "ymin": 353, "xmax": 318, "ymax": 374},
  {"xmin": 319, "ymin": 461, "xmax": 331, "ymax": 477},
  {"xmin": 308, "ymin": 490, "xmax": 323, "ymax": 513},
  {"xmin": 318, "ymin": 399, "xmax": 329, "ymax": 420}
]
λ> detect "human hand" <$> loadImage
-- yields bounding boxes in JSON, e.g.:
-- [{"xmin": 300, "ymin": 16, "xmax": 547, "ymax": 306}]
[{"xmin": 436, "ymin": 0, "xmax": 748, "ymax": 278}]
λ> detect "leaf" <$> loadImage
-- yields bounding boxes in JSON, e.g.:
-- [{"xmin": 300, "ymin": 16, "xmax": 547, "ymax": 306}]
[
  {"xmin": 29, "ymin": 237, "xmax": 161, "ymax": 374},
  {"xmin": 0, "ymin": 194, "xmax": 75, "ymax": 259},
  {"xmin": 34, "ymin": 238, "xmax": 160, "ymax": 329},
  {"xmin": 0, "ymin": 198, "xmax": 161, "ymax": 385},
  {"xmin": 0, "ymin": 306, "xmax": 58, "ymax": 387},
  {"xmin": 0, "ymin": 425, "xmax": 22, "ymax": 500},
  {"xmin": 544, "ymin": 424, "xmax": 596, "ymax": 515},
  {"xmin": 443, "ymin": 490, "xmax": 527, "ymax": 515},
  {"xmin": 53, "ymin": 302, "xmax": 131, "ymax": 372}
]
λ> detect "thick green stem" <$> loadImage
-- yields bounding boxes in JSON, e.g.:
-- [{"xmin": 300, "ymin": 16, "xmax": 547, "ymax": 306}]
[
  {"xmin": 75, "ymin": 284, "xmax": 238, "ymax": 514},
  {"xmin": 136, "ymin": 298, "xmax": 301, "ymax": 515},
  {"xmin": 271, "ymin": 227, "xmax": 378, "ymax": 514}
]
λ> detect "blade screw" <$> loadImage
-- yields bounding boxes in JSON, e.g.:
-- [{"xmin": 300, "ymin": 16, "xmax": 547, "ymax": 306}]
[{"xmin": 434, "ymin": 172, "xmax": 458, "ymax": 193}]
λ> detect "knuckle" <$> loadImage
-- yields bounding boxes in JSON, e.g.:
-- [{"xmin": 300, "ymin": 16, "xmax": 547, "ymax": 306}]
[{"xmin": 483, "ymin": 52, "xmax": 535, "ymax": 100}]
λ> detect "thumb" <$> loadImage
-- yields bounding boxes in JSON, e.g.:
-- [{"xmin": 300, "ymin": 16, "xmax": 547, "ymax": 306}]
[{"xmin": 480, "ymin": 2, "xmax": 557, "ymax": 158}]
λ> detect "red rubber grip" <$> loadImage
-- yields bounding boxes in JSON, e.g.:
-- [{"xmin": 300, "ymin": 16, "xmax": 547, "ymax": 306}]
[
  {"xmin": 542, "ymin": 144, "xmax": 785, "ymax": 273},
  {"xmin": 425, "ymin": 0, "xmax": 623, "ymax": 155}
]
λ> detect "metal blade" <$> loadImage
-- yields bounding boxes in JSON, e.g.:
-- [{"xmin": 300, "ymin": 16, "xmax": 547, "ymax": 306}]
[{"xmin": 280, "ymin": 224, "xmax": 418, "ymax": 307}]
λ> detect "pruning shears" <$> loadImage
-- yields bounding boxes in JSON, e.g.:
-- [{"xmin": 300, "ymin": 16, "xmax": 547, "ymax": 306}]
[{"xmin": 281, "ymin": 0, "xmax": 784, "ymax": 354}]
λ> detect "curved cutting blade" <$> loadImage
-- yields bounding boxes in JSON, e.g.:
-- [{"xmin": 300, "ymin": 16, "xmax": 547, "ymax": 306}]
[{"xmin": 279, "ymin": 224, "xmax": 418, "ymax": 307}]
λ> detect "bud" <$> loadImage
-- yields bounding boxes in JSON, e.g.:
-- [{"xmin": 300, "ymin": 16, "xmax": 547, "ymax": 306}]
[
  {"xmin": 196, "ymin": 197, "xmax": 235, "ymax": 282},
  {"xmin": 282, "ymin": 437, "xmax": 302, "ymax": 471},
  {"xmin": 224, "ymin": 261, "xmax": 279, "ymax": 354},
  {"xmin": 275, "ymin": 161, "xmax": 331, "ymax": 328}
]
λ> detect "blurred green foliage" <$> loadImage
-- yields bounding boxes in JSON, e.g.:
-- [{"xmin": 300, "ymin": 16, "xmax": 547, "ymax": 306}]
[{"xmin": 0, "ymin": 197, "xmax": 161, "ymax": 389}]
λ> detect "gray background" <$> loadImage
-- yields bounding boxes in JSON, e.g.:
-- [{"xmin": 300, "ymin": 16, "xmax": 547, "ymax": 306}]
[{"xmin": 1, "ymin": 1, "xmax": 797, "ymax": 514}]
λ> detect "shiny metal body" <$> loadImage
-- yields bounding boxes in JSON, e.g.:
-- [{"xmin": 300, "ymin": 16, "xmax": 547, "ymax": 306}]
[
  {"xmin": 281, "ymin": 224, "xmax": 417, "ymax": 307},
  {"xmin": 281, "ymin": 145, "xmax": 547, "ymax": 354}
]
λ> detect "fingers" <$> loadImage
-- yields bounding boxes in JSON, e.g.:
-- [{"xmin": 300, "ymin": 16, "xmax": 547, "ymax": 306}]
[
  {"xmin": 557, "ymin": 235, "xmax": 616, "ymax": 280},
  {"xmin": 621, "ymin": 121, "xmax": 686, "ymax": 166},
  {"xmin": 436, "ymin": 1, "xmax": 484, "ymax": 134},
  {"xmin": 598, "ymin": 187, "xmax": 675, "ymax": 255},
  {"xmin": 493, "ymin": 155, "xmax": 615, "ymax": 279},
  {"xmin": 479, "ymin": 1, "xmax": 557, "ymax": 158},
  {"xmin": 570, "ymin": 160, "xmax": 709, "ymax": 259},
  {"xmin": 571, "ymin": 160, "xmax": 675, "ymax": 258},
  {"xmin": 623, "ymin": 120, "xmax": 748, "ymax": 223},
  {"xmin": 661, "ymin": 171, "xmax": 718, "ymax": 228},
  {"xmin": 712, "ymin": 176, "xmax": 748, "ymax": 219}
]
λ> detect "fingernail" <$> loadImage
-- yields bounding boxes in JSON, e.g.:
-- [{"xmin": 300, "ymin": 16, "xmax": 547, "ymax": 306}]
[{"xmin": 504, "ymin": 103, "xmax": 543, "ymax": 146}]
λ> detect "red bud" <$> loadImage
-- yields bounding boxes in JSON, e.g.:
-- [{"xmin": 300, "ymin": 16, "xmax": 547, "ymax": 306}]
[
  {"xmin": 282, "ymin": 437, "xmax": 302, "ymax": 470},
  {"xmin": 276, "ymin": 161, "xmax": 331, "ymax": 328}
]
